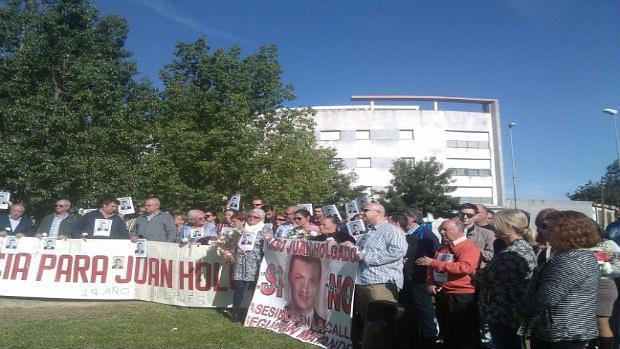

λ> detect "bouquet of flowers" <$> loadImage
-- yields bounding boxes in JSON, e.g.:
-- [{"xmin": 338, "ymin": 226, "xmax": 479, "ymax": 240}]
[
  {"xmin": 214, "ymin": 227, "xmax": 242, "ymax": 264},
  {"xmin": 594, "ymin": 240, "xmax": 620, "ymax": 277},
  {"xmin": 285, "ymin": 226, "xmax": 320, "ymax": 239}
]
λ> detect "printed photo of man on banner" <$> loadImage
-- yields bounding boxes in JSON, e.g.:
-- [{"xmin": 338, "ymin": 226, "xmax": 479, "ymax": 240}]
[{"xmin": 245, "ymin": 238, "xmax": 358, "ymax": 349}]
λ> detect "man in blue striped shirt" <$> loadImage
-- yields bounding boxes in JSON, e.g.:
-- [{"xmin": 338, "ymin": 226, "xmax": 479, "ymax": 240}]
[{"xmin": 345, "ymin": 202, "xmax": 407, "ymax": 349}]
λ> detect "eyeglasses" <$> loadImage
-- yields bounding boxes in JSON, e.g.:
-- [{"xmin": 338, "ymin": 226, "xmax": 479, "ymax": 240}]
[
  {"xmin": 54, "ymin": 205, "xmax": 66, "ymax": 207},
  {"xmin": 194, "ymin": 217, "xmax": 206, "ymax": 221},
  {"xmin": 204, "ymin": 214, "xmax": 213, "ymax": 217},
  {"xmin": 276, "ymin": 218, "xmax": 286, "ymax": 222},
  {"xmin": 252, "ymin": 203, "xmax": 263, "ymax": 207},
  {"xmin": 458, "ymin": 212, "xmax": 475, "ymax": 219},
  {"xmin": 361, "ymin": 209, "xmax": 376, "ymax": 213},
  {"xmin": 248, "ymin": 215, "xmax": 260, "ymax": 219}
]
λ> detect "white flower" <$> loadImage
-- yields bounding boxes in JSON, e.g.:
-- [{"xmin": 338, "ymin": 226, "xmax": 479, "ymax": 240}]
[
  {"xmin": 181, "ymin": 238, "xmax": 189, "ymax": 243},
  {"xmin": 309, "ymin": 231, "xmax": 319, "ymax": 237},
  {"xmin": 602, "ymin": 262, "xmax": 613, "ymax": 275},
  {"xmin": 4, "ymin": 227, "xmax": 10, "ymax": 231},
  {"xmin": 42, "ymin": 233, "xmax": 48, "ymax": 237}
]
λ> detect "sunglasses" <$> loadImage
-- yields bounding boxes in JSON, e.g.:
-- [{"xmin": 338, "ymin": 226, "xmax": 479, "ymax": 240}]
[
  {"xmin": 252, "ymin": 203, "xmax": 263, "ymax": 207},
  {"xmin": 361, "ymin": 208, "xmax": 376, "ymax": 213},
  {"xmin": 458, "ymin": 212, "xmax": 476, "ymax": 219},
  {"xmin": 276, "ymin": 218, "xmax": 286, "ymax": 222},
  {"xmin": 204, "ymin": 214, "xmax": 213, "ymax": 217},
  {"xmin": 54, "ymin": 205, "xmax": 66, "ymax": 207},
  {"xmin": 293, "ymin": 217, "xmax": 304, "ymax": 221}
]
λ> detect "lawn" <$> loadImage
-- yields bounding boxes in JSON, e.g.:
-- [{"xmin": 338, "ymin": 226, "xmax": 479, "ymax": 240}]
[{"xmin": 0, "ymin": 298, "xmax": 316, "ymax": 349}]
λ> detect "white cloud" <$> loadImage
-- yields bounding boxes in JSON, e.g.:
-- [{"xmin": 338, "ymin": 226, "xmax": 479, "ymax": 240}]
[{"xmin": 135, "ymin": 0, "xmax": 247, "ymax": 43}]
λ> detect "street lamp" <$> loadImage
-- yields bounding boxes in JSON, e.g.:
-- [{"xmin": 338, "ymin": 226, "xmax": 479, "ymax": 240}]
[
  {"xmin": 508, "ymin": 122, "xmax": 518, "ymax": 209},
  {"xmin": 603, "ymin": 108, "xmax": 620, "ymax": 166}
]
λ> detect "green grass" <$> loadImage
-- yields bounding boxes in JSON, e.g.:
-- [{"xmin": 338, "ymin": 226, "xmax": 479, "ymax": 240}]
[{"xmin": 0, "ymin": 299, "xmax": 316, "ymax": 349}]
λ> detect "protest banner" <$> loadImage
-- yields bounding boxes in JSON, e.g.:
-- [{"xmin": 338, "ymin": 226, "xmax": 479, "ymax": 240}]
[
  {"xmin": 0, "ymin": 237, "xmax": 236, "ymax": 307},
  {"xmin": 245, "ymin": 237, "xmax": 358, "ymax": 349}
]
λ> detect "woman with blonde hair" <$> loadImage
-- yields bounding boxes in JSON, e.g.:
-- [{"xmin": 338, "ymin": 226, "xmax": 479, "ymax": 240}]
[{"xmin": 473, "ymin": 209, "xmax": 537, "ymax": 349}]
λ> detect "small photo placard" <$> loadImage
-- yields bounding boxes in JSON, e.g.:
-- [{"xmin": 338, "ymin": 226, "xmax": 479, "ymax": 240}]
[
  {"xmin": 347, "ymin": 220, "xmax": 366, "ymax": 237},
  {"xmin": 345, "ymin": 201, "xmax": 359, "ymax": 215},
  {"xmin": 0, "ymin": 191, "xmax": 10, "ymax": 210},
  {"xmin": 4, "ymin": 236, "xmax": 18, "ymax": 250},
  {"xmin": 117, "ymin": 197, "xmax": 135, "ymax": 215},
  {"xmin": 322, "ymin": 204, "xmax": 342, "ymax": 221},
  {"xmin": 111, "ymin": 256, "xmax": 125, "ymax": 270},
  {"xmin": 93, "ymin": 219, "xmax": 112, "ymax": 237},
  {"xmin": 42, "ymin": 238, "xmax": 56, "ymax": 250},
  {"xmin": 298, "ymin": 203, "xmax": 313, "ymax": 214},
  {"xmin": 135, "ymin": 239, "xmax": 146, "ymax": 256},
  {"xmin": 228, "ymin": 194, "xmax": 241, "ymax": 210}
]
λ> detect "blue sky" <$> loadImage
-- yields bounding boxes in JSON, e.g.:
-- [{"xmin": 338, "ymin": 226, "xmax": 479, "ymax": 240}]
[{"xmin": 96, "ymin": 0, "xmax": 620, "ymax": 201}]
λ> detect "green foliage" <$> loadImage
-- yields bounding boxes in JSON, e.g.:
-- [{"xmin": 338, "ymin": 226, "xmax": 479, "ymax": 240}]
[
  {"xmin": 379, "ymin": 157, "xmax": 459, "ymax": 216},
  {"xmin": 155, "ymin": 38, "xmax": 356, "ymax": 211},
  {"xmin": 0, "ymin": 0, "xmax": 157, "ymax": 215},
  {"xmin": 568, "ymin": 160, "xmax": 620, "ymax": 206},
  {"xmin": 0, "ymin": 1, "xmax": 355, "ymax": 218}
]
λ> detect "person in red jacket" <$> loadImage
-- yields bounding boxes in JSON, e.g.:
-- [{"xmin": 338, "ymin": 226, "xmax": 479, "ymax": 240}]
[{"xmin": 416, "ymin": 218, "xmax": 481, "ymax": 349}]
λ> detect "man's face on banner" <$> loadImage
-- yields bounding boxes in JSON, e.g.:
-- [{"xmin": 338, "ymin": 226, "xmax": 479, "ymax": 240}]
[{"xmin": 288, "ymin": 257, "xmax": 321, "ymax": 315}]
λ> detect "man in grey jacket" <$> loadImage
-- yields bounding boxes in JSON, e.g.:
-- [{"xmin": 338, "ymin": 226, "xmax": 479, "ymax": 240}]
[{"xmin": 134, "ymin": 198, "xmax": 176, "ymax": 242}]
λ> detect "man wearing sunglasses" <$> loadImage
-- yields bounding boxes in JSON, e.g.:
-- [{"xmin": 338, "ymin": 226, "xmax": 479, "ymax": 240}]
[
  {"xmin": 344, "ymin": 202, "xmax": 407, "ymax": 349},
  {"xmin": 36, "ymin": 199, "xmax": 77, "ymax": 239},
  {"xmin": 458, "ymin": 203, "xmax": 495, "ymax": 268}
]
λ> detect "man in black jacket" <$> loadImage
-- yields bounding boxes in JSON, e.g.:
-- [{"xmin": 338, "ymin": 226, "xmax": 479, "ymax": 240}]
[
  {"xmin": 0, "ymin": 203, "xmax": 33, "ymax": 237},
  {"xmin": 71, "ymin": 199, "xmax": 129, "ymax": 239}
]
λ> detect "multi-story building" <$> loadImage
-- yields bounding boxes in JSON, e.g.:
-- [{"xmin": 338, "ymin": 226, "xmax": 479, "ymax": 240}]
[{"xmin": 312, "ymin": 95, "xmax": 505, "ymax": 207}]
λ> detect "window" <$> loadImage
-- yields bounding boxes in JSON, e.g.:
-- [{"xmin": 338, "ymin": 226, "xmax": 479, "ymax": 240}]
[
  {"xmin": 449, "ymin": 168, "xmax": 492, "ymax": 177},
  {"xmin": 320, "ymin": 131, "xmax": 340, "ymax": 141},
  {"xmin": 399, "ymin": 129, "xmax": 414, "ymax": 140},
  {"xmin": 446, "ymin": 140, "xmax": 490, "ymax": 149},
  {"xmin": 356, "ymin": 158, "xmax": 371, "ymax": 168},
  {"xmin": 401, "ymin": 157, "xmax": 415, "ymax": 165},
  {"xmin": 356, "ymin": 130, "xmax": 370, "ymax": 140},
  {"xmin": 330, "ymin": 158, "xmax": 343, "ymax": 169}
]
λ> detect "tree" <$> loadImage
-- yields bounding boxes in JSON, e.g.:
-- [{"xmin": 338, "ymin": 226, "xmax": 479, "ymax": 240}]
[
  {"xmin": 568, "ymin": 160, "xmax": 620, "ymax": 206},
  {"xmin": 0, "ymin": 0, "xmax": 157, "ymax": 216},
  {"xmin": 379, "ymin": 157, "xmax": 458, "ymax": 216},
  {"xmin": 153, "ymin": 38, "xmax": 355, "ymax": 211}
]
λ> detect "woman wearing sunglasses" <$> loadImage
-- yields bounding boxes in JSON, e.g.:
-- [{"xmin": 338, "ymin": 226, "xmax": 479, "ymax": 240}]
[{"xmin": 231, "ymin": 208, "xmax": 271, "ymax": 322}]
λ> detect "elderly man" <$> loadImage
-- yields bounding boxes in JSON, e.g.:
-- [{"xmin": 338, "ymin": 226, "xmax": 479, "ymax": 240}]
[
  {"xmin": 345, "ymin": 202, "xmax": 407, "ymax": 349},
  {"xmin": 416, "ymin": 219, "xmax": 481, "ymax": 349},
  {"xmin": 275, "ymin": 205, "xmax": 299, "ymax": 238},
  {"xmin": 133, "ymin": 198, "xmax": 176, "ymax": 242},
  {"xmin": 71, "ymin": 199, "xmax": 129, "ymax": 239},
  {"xmin": 459, "ymin": 203, "xmax": 495, "ymax": 268},
  {"xmin": 36, "ymin": 199, "xmax": 77, "ymax": 239},
  {"xmin": 0, "ymin": 203, "xmax": 33, "ymax": 237}
]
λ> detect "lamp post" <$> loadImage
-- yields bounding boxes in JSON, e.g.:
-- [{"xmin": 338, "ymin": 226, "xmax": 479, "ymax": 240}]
[
  {"xmin": 508, "ymin": 122, "xmax": 518, "ymax": 209},
  {"xmin": 603, "ymin": 108, "xmax": 620, "ymax": 166}
]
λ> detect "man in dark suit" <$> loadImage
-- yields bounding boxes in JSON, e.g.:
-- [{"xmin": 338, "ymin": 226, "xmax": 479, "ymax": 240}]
[
  {"xmin": 0, "ymin": 203, "xmax": 34, "ymax": 237},
  {"xmin": 36, "ymin": 199, "xmax": 77, "ymax": 239},
  {"xmin": 71, "ymin": 198, "xmax": 129, "ymax": 239}
]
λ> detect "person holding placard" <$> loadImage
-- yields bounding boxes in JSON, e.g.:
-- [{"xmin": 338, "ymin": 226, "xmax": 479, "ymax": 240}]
[
  {"xmin": 36, "ymin": 199, "xmax": 77, "ymax": 239},
  {"xmin": 71, "ymin": 199, "xmax": 129, "ymax": 239},
  {"xmin": 0, "ymin": 203, "xmax": 33, "ymax": 237}
]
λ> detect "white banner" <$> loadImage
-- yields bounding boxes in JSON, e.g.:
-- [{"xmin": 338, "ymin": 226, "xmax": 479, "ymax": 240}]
[
  {"xmin": 245, "ymin": 237, "xmax": 358, "ymax": 349},
  {"xmin": 0, "ymin": 237, "xmax": 235, "ymax": 307}
]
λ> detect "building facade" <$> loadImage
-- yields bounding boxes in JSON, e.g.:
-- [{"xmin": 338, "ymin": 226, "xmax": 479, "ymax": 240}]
[{"xmin": 312, "ymin": 95, "xmax": 505, "ymax": 207}]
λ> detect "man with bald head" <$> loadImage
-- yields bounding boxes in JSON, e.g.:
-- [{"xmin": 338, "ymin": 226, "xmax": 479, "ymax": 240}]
[
  {"xmin": 0, "ymin": 203, "xmax": 33, "ymax": 237},
  {"xmin": 344, "ymin": 202, "xmax": 407, "ymax": 348},
  {"xmin": 133, "ymin": 197, "xmax": 176, "ymax": 242},
  {"xmin": 36, "ymin": 199, "xmax": 77, "ymax": 239},
  {"xmin": 416, "ymin": 219, "xmax": 481, "ymax": 349}
]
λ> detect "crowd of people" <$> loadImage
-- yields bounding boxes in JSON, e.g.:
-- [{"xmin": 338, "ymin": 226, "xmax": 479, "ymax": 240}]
[{"xmin": 1, "ymin": 196, "xmax": 619, "ymax": 349}]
